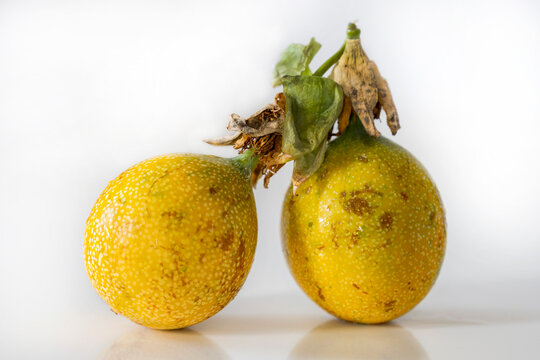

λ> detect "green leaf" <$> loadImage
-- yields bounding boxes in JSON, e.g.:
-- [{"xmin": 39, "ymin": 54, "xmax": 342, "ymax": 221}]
[
  {"xmin": 292, "ymin": 140, "xmax": 328, "ymax": 192},
  {"xmin": 281, "ymin": 76, "xmax": 343, "ymax": 158},
  {"xmin": 273, "ymin": 38, "xmax": 321, "ymax": 87},
  {"xmin": 280, "ymin": 75, "xmax": 344, "ymax": 191}
]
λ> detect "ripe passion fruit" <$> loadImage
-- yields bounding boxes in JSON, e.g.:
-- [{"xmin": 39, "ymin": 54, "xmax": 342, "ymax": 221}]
[
  {"xmin": 84, "ymin": 152, "xmax": 257, "ymax": 329},
  {"xmin": 281, "ymin": 122, "xmax": 446, "ymax": 323}
]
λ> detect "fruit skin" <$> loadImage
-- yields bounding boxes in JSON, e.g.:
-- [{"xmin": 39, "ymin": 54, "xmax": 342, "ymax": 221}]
[
  {"xmin": 84, "ymin": 154, "xmax": 257, "ymax": 329},
  {"xmin": 281, "ymin": 124, "xmax": 446, "ymax": 324}
]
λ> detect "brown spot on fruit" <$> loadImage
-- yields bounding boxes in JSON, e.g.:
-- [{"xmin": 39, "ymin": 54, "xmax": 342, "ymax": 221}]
[
  {"xmin": 344, "ymin": 197, "xmax": 372, "ymax": 216},
  {"xmin": 305, "ymin": 186, "xmax": 312, "ymax": 194},
  {"xmin": 316, "ymin": 285, "xmax": 326, "ymax": 301},
  {"xmin": 362, "ymin": 184, "xmax": 382, "ymax": 196},
  {"xmin": 352, "ymin": 283, "xmax": 360, "ymax": 290},
  {"xmin": 384, "ymin": 300, "xmax": 396, "ymax": 312},
  {"xmin": 400, "ymin": 192, "xmax": 409, "ymax": 201},
  {"xmin": 349, "ymin": 229, "xmax": 361, "ymax": 248},
  {"xmin": 220, "ymin": 230, "xmax": 234, "ymax": 251},
  {"xmin": 161, "ymin": 210, "xmax": 183, "ymax": 222},
  {"xmin": 209, "ymin": 187, "xmax": 217, "ymax": 195},
  {"xmin": 379, "ymin": 212, "xmax": 393, "ymax": 231}
]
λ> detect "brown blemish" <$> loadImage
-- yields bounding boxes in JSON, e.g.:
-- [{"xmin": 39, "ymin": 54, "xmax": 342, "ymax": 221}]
[
  {"xmin": 305, "ymin": 186, "xmax": 312, "ymax": 194},
  {"xmin": 352, "ymin": 283, "xmax": 360, "ymax": 290},
  {"xmin": 379, "ymin": 212, "xmax": 393, "ymax": 231},
  {"xmin": 349, "ymin": 229, "xmax": 362, "ymax": 248},
  {"xmin": 361, "ymin": 184, "xmax": 383, "ymax": 196},
  {"xmin": 230, "ymin": 241, "xmax": 246, "ymax": 285},
  {"xmin": 219, "ymin": 230, "xmax": 235, "ymax": 251},
  {"xmin": 429, "ymin": 211, "xmax": 436, "ymax": 223},
  {"xmin": 317, "ymin": 245, "xmax": 325, "ymax": 251},
  {"xmin": 436, "ymin": 233, "xmax": 444, "ymax": 249},
  {"xmin": 344, "ymin": 197, "xmax": 372, "ymax": 216},
  {"xmin": 400, "ymin": 192, "xmax": 409, "ymax": 201},
  {"xmin": 384, "ymin": 300, "xmax": 396, "ymax": 312},
  {"xmin": 209, "ymin": 187, "xmax": 217, "ymax": 195},
  {"xmin": 161, "ymin": 210, "xmax": 183, "ymax": 222},
  {"xmin": 316, "ymin": 285, "xmax": 325, "ymax": 301},
  {"xmin": 340, "ymin": 191, "xmax": 347, "ymax": 198}
]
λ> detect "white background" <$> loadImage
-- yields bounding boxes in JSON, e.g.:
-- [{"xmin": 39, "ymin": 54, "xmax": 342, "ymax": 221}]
[{"xmin": 1, "ymin": 0, "xmax": 539, "ymax": 359}]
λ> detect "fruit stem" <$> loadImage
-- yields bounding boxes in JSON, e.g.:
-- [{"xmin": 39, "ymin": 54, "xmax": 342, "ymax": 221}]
[
  {"xmin": 312, "ymin": 23, "xmax": 360, "ymax": 77},
  {"xmin": 232, "ymin": 148, "xmax": 260, "ymax": 177},
  {"xmin": 312, "ymin": 42, "xmax": 345, "ymax": 77},
  {"xmin": 347, "ymin": 23, "xmax": 360, "ymax": 39}
]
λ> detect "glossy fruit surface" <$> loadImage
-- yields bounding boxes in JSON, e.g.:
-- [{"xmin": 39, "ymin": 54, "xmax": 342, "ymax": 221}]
[
  {"xmin": 281, "ymin": 124, "xmax": 445, "ymax": 323},
  {"xmin": 84, "ymin": 154, "xmax": 257, "ymax": 329}
]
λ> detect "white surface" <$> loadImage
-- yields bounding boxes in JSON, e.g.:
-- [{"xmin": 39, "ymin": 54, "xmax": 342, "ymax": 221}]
[
  {"xmin": 1, "ymin": 0, "xmax": 540, "ymax": 358},
  {"xmin": 2, "ymin": 280, "xmax": 540, "ymax": 359}
]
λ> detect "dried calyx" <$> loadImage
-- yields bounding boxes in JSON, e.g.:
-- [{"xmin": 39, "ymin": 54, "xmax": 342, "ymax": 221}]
[
  {"xmin": 330, "ymin": 23, "xmax": 400, "ymax": 137},
  {"xmin": 205, "ymin": 93, "xmax": 289, "ymax": 187},
  {"xmin": 206, "ymin": 23, "xmax": 400, "ymax": 191}
]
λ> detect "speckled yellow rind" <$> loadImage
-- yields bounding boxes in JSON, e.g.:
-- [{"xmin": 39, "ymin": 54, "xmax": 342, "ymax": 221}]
[
  {"xmin": 281, "ymin": 127, "xmax": 446, "ymax": 324},
  {"xmin": 84, "ymin": 154, "xmax": 257, "ymax": 329}
]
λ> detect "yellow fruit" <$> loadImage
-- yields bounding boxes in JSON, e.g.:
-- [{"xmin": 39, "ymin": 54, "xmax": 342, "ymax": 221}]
[
  {"xmin": 281, "ymin": 123, "xmax": 446, "ymax": 323},
  {"xmin": 84, "ymin": 153, "xmax": 257, "ymax": 329}
]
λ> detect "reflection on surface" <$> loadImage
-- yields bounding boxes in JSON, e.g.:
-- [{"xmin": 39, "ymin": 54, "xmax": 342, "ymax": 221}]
[
  {"xmin": 99, "ymin": 327, "xmax": 229, "ymax": 360},
  {"xmin": 289, "ymin": 320, "xmax": 429, "ymax": 360},
  {"xmin": 194, "ymin": 313, "xmax": 324, "ymax": 335},
  {"xmin": 401, "ymin": 307, "xmax": 540, "ymax": 328}
]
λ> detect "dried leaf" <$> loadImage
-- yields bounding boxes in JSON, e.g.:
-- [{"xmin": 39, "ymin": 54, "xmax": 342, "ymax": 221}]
[
  {"xmin": 330, "ymin": 37, "xmax": 399, "ymax": 137},
  {"xmin": 273, "ymin": 38, "xmax": 321, "ymax": 86},
  {"xmin": 204, "ymin": 132, "xmax": 242, "ymax": 146},
  {"xmin": 337, "ymin": 95, "xmax": 352, "ymax": 135},
  {"xmin": 227, "ymin": 103, "xmax": 284, "ymax": 137}
]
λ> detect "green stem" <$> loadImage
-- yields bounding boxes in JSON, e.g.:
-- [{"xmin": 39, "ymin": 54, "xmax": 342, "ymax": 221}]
[
  {"xmin": 232, "ymin": 148, "xmax": 259, "ymax": 177},
  {"xmin": 312, "ymin": 42, "xmax": 345, "ymax": 77},
  {"xmin": 347, "ymin": 23, "xmax": 360, "ymax": 39}
]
